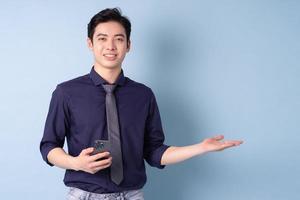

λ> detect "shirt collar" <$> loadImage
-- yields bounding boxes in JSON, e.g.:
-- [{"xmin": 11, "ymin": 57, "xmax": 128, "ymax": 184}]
[{"xmin": 89, "ymin": 66, "xmax": 126, "ymax": 86}]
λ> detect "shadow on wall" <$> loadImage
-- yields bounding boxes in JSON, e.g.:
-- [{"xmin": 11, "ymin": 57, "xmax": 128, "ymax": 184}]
[{"xmin": 142, "ymin": 21, "xmax": 214, "ymax": 199}]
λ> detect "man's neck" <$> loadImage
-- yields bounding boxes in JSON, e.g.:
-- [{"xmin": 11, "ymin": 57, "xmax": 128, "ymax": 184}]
[{"xmin": 94, "ymin": 64, "xmax": 122, "ymax": 84}]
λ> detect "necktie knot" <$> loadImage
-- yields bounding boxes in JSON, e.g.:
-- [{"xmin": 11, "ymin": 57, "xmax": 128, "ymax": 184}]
[{"xmin": 102, "ymin": 84, "xmax": 116, "ymax": 94}]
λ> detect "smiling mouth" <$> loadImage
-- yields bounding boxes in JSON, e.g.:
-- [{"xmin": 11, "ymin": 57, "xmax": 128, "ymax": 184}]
[{"xmin": 103, "ymin": 54, "xmax": 117, "ymax": 58}]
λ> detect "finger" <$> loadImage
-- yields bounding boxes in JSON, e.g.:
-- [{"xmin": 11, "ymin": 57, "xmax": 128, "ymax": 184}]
[
  {"xmin": 90, "ymin": 157, "xmax": 112, "ymax": 169},
  {"xmin": 81, "ymin": 147, "xmax": 94, "ymax": 155},
  {"xmin": 221, "ymin": 141, "xmax": 243, "ymax": 149},
  {"xmin": 224, "ymin": 140, "xmax": 243, "ymax": 146},
  {"xmin": 89, "ymin": 151, "xmax": 110, "ymax": 161},
  {"xmin": 92, "ymin": 157, "xmax": 112, "ymax": 168},
  {"xmin": 233, "ymin": 140, "xmax": 243, "ymax": 145},
  {"xmin": 92, "ymin": 162, "xmax": 112, "ymax": 173}
]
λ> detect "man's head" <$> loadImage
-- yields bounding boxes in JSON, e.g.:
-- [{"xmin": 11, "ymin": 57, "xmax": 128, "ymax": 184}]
[
  {"xmin": 88, "ymin": 8, "xmax": 131, "ymax": 46},
  {"xmin": 87, "ymin": 8, "xmax": 131, "ymax": 70}
]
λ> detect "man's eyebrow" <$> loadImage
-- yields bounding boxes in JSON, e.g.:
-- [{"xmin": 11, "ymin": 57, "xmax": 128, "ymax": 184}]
[
  {"xmin": 95, "ymin": 33, "xmax": 108, "ymax": 37},
  {"xmin": 95, "ymin": 33, "xmax": 125, "ymax": 38},
  {"xmin": 114, "ymin": 34, "xmax": 125, "ymax": 37}
]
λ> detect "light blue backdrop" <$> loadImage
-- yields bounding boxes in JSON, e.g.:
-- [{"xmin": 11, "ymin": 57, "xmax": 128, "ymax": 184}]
[{"xmin": 0, "ymin": 0, "xmax": 299, "ymax": 199}]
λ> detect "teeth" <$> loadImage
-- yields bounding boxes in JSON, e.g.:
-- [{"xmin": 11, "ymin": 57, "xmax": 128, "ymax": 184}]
[{"xmin": 104, "ymin": 54, "xmax": 116, "ymax": 57}]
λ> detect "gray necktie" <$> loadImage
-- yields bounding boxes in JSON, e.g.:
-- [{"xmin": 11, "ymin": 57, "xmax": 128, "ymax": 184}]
[{"xmin": 102, "ymin": 84, "xmax": 123, "ymax": 185}]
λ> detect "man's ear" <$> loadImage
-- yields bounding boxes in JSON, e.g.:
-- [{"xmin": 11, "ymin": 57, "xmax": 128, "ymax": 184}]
[
  {"xmin": 87, "ymin": 38, "xmax": 93, "ymax": 50},
  {"xmin": 126, "ymin": 40, "xmax": 131, "ymax": 52}
]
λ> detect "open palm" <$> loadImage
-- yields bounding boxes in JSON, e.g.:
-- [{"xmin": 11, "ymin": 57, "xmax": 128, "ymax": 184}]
[{"xmin": 201, "ymin": 135, "xmax": 243, "ymax": 152}]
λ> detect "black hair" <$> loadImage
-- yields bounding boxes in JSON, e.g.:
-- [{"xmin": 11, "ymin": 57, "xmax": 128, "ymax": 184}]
[{"xmin": 87, "ymin": 8, "xmax": 131, "ymax": 44}]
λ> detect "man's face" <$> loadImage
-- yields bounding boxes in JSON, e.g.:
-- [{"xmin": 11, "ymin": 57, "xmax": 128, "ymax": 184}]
[{"xmin": 87, "ymin": 21, "xmax": 130, "ymax": 70}]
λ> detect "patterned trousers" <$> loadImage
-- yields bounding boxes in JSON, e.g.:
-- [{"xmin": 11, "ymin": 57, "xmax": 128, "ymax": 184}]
[{"xmin": 66, "ymin": 187, "xmax": 144, "ymax": 200}]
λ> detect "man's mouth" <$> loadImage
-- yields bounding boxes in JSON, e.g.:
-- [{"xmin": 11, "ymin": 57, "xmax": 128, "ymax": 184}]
[{"xmin": 103, "ymin": 54, "xmax": 117, "ymax": 58}]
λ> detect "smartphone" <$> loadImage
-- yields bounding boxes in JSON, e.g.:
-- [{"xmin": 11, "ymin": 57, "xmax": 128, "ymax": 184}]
[{"xmin": 92, "ymin": 140, "xmax": 110, "ymax": 155}]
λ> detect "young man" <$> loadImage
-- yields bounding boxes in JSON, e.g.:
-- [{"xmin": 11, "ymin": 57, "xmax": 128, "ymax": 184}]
[{"xmin": 40, "ymin": 8, "xmax": 243, "ymax": 200}]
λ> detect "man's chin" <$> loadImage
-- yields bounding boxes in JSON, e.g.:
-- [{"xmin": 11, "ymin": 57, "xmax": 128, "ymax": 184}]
[
  {"xmin": 104, "ymin": 65, "xmax": 121, "ymax": 70},
  {"xmin": 95, "ymin": 64, "xmax": 121, "ymax": 70}
]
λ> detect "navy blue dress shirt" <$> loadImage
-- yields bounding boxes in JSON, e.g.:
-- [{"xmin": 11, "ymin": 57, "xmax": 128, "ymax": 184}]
[{"xmin": 40, "ymin": 67, "xmax": 169, "ymax": 193}]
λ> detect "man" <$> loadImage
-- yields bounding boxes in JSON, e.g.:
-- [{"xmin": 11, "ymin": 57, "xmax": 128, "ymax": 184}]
[{"xmin": 40, "ymin": 8, "xmax": 243, "ymax": 200}]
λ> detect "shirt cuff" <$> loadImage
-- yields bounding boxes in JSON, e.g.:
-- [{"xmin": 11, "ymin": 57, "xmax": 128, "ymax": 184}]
[
  {"xmin": 40, "ymin": 143, "xmax": 60, "ymax": 167},
  {"xmin": 152, "ymin": 144, "xmax": 170, "ymax": 169}
]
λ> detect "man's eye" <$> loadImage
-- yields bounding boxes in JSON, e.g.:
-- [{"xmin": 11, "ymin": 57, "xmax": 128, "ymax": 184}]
[
  {"xmin": 116, "ymin": 38, "xmax": 124, "ymax": 42},
  {"xmin": 98, "ymin": 37, "xmax": 106, "ymax": 41}
]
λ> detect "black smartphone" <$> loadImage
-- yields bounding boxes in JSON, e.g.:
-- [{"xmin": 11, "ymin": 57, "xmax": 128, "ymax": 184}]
[{"xmin": 92, "ymin": 140, "xmax": 110, "ymax": 155}]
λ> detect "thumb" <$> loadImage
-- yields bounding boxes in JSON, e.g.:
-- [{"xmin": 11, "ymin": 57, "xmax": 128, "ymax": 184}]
[{"xmin": 213, "ymin": 135, "xmax": 224, "ymax": 141}]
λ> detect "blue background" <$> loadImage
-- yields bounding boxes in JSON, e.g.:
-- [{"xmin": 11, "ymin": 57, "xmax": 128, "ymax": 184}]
[{"xmin": 0, "ymin": 0, "xmax": 299, "ymax": 199}]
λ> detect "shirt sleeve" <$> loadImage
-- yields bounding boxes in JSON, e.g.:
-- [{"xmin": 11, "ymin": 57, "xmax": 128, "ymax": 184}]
[
  {"xmin": 39, "ymin": 85, "xmax": 70, "ymax": 166},
  {"xmin": 143, "ymin": 89, "xmax": 170, "ymax": 169}
]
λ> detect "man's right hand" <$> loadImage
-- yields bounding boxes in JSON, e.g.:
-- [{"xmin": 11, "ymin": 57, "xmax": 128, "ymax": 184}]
[{"xmin": 72, "ymin": 147, "xmax": 112, "ymax": 174}]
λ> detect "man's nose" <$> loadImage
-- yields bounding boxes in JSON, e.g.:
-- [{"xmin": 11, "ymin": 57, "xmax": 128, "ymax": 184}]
[{"xmin": 106, "ymin": 39, "xmax": 116, "ymax": 50}]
